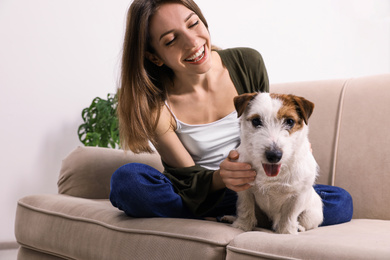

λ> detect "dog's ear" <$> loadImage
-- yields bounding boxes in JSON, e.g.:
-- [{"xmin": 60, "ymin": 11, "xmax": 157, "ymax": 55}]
[
  {"xmin": 292, "ymin": 95, "xmax": 315, "ymax": 125},
  {"xmin": 234, "ymin": 93, "xmax": 258, "ymax": 117}
]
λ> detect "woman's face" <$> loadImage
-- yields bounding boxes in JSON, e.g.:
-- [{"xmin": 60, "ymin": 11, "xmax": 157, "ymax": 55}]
[{"xmin": 147, "ymin": 3, "xmax": 212, "ymax": 76}]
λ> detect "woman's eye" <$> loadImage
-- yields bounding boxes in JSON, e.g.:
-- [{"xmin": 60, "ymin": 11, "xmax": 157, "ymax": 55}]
[
  {"xmin": 285, "ymin": 118, "xmax": 295, "ymax": 128},
  {"xmin": 165, "ymin": 38, "xmax": 175, "ymax": 46},
  {"xmin": 251, "ymin": 118, "xmax": 263, "ymax": 128},
  {"xmin": 189, "ymin": 20, "xmax": 199, "ymax": 28}
]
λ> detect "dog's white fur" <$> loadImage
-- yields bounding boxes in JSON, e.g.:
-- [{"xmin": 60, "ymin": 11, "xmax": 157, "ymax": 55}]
[{"xmin": 231, "ymin": 92, "xmax": 323, "ymax": 234}]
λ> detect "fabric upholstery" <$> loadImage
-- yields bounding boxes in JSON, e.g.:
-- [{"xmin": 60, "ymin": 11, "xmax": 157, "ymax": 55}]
[
  {"xmin": 16, "ymin": 194, "xmax": 242, "ymax": 260},
  {"xmin": 18, "ymin": 247, "xmax": 66, "ymax": 260},
  {"xmin": 226, "ymin": 219, "xmax": 390, "ymax": 260},
  {"xmin": 333, "ymin": 74, "xmax": 390, "ymax": 219}
]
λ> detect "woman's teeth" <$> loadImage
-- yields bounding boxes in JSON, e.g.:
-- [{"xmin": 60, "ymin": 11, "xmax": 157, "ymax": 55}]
[{"xmin": 185, "ymin": 46, "xmax": 205, "ymax": 62}]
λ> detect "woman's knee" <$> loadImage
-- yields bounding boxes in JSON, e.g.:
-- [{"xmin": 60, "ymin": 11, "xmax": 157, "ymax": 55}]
[
  {"xmin": 109, "ymin": 163, "xmax": 187, "ymax": 218},
  {"xmin": 110, "ymin": 163, "xmax": 158, "ymax": 211},
  {"xmin": 111, "ymin": 163, "xmax": 152, "ymax": 183}
]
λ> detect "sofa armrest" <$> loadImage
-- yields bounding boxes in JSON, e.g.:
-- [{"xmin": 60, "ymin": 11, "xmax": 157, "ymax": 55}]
[{"xmin": 57, "ymin": 146, "xmax": 163, "ymax": 199}]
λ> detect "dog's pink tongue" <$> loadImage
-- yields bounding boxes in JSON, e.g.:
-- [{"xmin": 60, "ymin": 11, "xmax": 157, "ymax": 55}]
[{"xmin": 262, "ymin": 164, "xmax": 281, "ymax": 177}]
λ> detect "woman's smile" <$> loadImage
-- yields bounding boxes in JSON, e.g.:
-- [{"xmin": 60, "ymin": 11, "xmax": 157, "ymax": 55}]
[{"xmin": 185, "ymin": 45, "xmax": 205, "ymax": 63}]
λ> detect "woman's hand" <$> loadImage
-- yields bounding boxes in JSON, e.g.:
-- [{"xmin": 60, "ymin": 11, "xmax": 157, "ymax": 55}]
[{"xmin": 216, "ymin": 150, "xmax": 256, "ymax": 192}]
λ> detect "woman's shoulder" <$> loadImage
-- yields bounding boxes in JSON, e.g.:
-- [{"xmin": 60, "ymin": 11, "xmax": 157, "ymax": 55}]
[
  {"xmin": 216, "ymin": 47, "xmax": 262, "ymax": 61},
  {"xmin": 216, "ymin": 47, "xmax": 269, "ymax": 94},
  {"xmin": 216, "ymin": 47, "xmax": 264, "ymax": 72},
  {"xmin": 156, "ymin": 105, "xmax": 177, "ymax": 135}
]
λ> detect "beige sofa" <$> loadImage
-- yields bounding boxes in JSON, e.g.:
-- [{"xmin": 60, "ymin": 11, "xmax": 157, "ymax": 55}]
[{"xmin": 15, "ymin": 74, "xmax": 390, "ymax": 259}]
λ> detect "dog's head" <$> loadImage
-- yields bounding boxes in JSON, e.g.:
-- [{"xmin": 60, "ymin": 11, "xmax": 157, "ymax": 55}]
[{"xmin": 234, "ymin": 92, "xmax": 315, "ymax": 177}]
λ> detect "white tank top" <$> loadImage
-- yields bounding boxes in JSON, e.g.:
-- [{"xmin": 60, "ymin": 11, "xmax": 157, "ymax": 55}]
[{"xmin": 165, "ymin": 102, "xmax": 241, "ymax": 170}]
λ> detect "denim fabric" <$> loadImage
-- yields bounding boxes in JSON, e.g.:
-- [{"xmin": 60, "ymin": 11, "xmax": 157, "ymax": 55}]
[
  {"xmin": 110, "ymin": 163, "xmax": 194, "ymax": 218},
  {"xmin": 110, "ymin": 163, "xmax": 353, "ymax": 226},
  {"xmin": 314, "ymin": 184, "xmax": 353, "ymax": 226}
]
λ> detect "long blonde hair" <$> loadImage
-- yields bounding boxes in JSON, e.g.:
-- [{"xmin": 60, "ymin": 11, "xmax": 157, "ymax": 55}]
[{"xmin": 118, "ymin": 0, "xmax": 209, "ymax": 153}]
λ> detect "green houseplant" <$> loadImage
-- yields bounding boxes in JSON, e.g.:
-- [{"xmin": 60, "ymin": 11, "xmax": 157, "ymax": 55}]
[{"xmin": 78, "ymin": 93, "xmax": 120, "ymax": 148}]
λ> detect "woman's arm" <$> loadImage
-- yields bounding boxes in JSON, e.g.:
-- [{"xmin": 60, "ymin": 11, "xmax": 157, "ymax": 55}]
[{"xmin": 153, "ymin": 106, "xmax": 195, "ymax": 168}]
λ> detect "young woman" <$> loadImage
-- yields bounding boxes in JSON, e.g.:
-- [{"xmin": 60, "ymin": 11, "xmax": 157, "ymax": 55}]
[{"xmin": 110, "ymin": 0, "xmax": 353, "ymax": 226}]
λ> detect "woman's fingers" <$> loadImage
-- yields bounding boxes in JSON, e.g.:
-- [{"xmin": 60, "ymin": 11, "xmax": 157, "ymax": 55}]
[{"xmin": 219, "ymin": 150, "xmax": 256, "ymax": 192}]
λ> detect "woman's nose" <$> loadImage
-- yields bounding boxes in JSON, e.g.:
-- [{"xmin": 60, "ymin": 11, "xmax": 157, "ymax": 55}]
[{"xmin": 182, "ymin": 31, "xmax": 198, "ymax": 48}]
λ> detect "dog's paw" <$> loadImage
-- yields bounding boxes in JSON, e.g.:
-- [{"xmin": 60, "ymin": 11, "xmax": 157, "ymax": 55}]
[
  {"xmin": 232, "ymin": 219, "xmax": 256, "ymax": 232},
  {"xmin": 219, "ymin": 215, "xmax": 236, "ymax": 224},
  {"xmin": 276, "ymin": 222, "xmax": 299, "ymax": 235},
  {"xmin": 297, "ymin": 224, "xmax": 306, "ymax": 232}
]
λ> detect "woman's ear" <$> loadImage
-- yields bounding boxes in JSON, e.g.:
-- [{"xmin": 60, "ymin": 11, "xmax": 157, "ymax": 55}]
[{"xmin": 145, "ymin": 52, "xmax": 164, "ymax": 66}]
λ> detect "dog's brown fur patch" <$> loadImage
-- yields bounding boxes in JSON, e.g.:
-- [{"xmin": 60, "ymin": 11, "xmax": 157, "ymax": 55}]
[
  {"xmin": 234, "ymin": 93, "xmax": 258, "ymax": 117},
  {"xmin": 270, "ymin": 93, "xmax": 314, "ymax": 134}
]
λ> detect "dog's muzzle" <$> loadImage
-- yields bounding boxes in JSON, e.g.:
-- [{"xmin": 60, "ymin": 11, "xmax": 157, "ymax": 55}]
[{"xmin": 263, "ymin": 148, "xmax": 283, "ymax": 177}]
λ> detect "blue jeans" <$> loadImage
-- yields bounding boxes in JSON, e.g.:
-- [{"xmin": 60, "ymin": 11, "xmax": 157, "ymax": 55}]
[{"xmin": 110, "ymin": 163, "xmax": 353, "ymax": 226}]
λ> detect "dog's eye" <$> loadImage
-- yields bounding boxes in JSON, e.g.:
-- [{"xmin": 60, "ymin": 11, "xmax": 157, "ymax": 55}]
[
  {"xmin": 251, "ymin": 118, "xmax": 263, "ymax": 128},
  {"xmin": 285, "ymin": 118, "xmax": 295, "ymax": 128}
]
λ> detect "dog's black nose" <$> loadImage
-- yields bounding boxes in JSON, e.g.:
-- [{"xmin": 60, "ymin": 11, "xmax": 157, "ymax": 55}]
[{"xmin": 265, "ymin": 149, "xmax": 283, "ymax": 163}]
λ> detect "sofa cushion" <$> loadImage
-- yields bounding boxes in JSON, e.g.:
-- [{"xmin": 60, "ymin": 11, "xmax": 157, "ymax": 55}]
[
  {"xmin": 15, "ymin": 194, "xmax": 243, "ymax": 260},
  {"xmin": 333, "ymin": 74, "xmax": 390, "ymax": 220},
  {"xmin": 58, "ymin": 146, "xmax": 164, "ymax": 199},
  {"xmin": 226, "ymin": 219, "xmax": 390, "ymax": 260}
]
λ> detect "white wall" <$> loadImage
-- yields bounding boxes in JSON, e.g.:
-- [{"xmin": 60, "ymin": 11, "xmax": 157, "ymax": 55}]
[
  {"xmin": 1, "ymin": 0, "xmax": 389, "ymax": 243},
  {"xmin": 203, "ymin": 0, "xmax": 390, "ymax": 82}
]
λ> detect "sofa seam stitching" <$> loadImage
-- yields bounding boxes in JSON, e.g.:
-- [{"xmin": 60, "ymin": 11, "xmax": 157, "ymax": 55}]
[
  {"xmin": 331, "ymin": 78, "xmax": 350, "ymax": 186},
  {"xmin": 227, "ymin": 245, "xmax": 299, "ymax": 260},
  {"xmin": 17, "ymin": 244, "xmax": 76, "ymax": 260}
]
